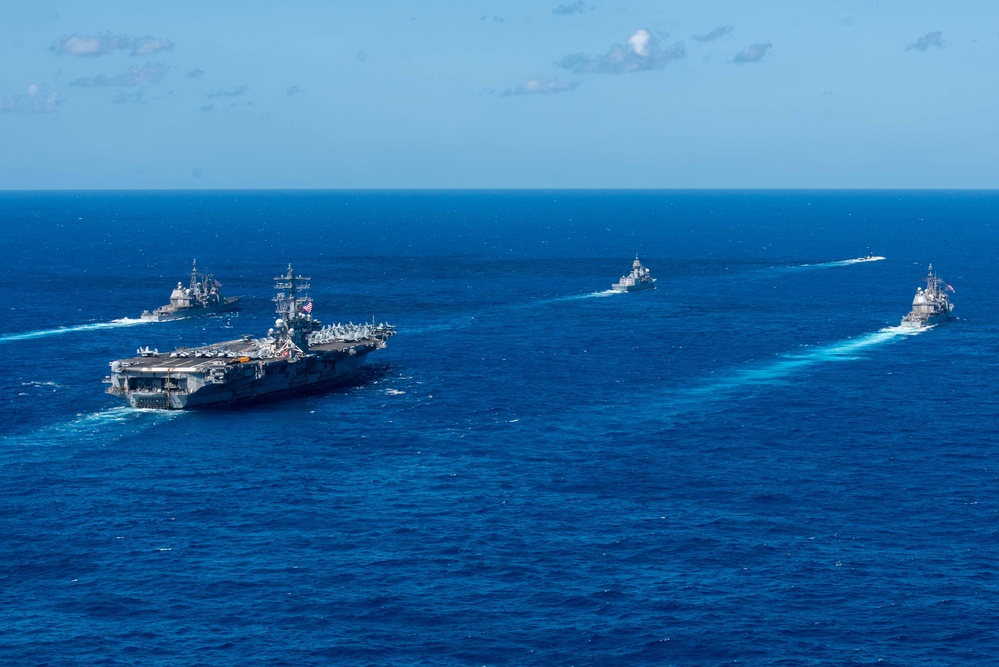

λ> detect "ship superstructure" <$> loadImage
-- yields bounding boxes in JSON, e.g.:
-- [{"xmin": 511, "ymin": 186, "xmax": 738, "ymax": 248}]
[
  {"xmin": 901, "ymin": 264, "xmax": 954, "ymax": 328},
  {"xmin": 140, "ymin": 260, "xmax": 242, "ymax": 321},
  {"xmin": 108, "ymin": 265, "xmax": 395, "ymax": 409},
  {"xmin": 611, "ymin": 256, "xmax": 656, "ymax": 292}
]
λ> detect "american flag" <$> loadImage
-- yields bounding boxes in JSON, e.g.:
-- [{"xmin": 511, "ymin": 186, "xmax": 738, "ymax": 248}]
[
  {"xmin": 213, "ymin": 279, "xmax": 222, "ymax": 288},
  {"xmin": 301, "ymin": 301, "xmax": 313, "ymax": 314},
  {"xmin": 946, "ymin": 284, "xmax": 955, "ymax": 293}
]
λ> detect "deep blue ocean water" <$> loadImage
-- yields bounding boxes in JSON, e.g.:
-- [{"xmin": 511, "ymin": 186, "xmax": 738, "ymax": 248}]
[{"xmin": 1, "ymin": 190, "xmax": 997, "ymax": 665}]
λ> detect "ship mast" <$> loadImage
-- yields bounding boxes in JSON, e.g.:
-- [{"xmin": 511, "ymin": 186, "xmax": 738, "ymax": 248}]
[{"xmin": 272, "ymin": 264, "xmax": 316, "ymax": 350}]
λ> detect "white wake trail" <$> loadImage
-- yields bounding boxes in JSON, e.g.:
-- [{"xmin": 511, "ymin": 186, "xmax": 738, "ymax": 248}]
[
  {"xmin": 684, "ymin": 325, "xmax": 923, "ymax": 403},
  {"xmin": 0, "ymin": 317, "xmax": 154, "ymax": 344},
  {"xmin": 3, "ymin": 406, "xmax": 182, "ymax": 449},
  {"xmin": 782, "ymin": 255, "xmax": 886, "ymax": 271}
]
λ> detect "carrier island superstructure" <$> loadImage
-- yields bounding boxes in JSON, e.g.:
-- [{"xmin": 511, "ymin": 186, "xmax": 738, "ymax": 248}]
[{"xmin": 107, "ymin": 265, "xmax": 395, "ymax": 409}]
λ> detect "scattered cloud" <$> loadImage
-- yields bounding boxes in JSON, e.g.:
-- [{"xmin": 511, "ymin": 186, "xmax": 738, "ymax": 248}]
[
  {"xmin": 52, "ymin": 33, "xmax": 173, "ymax": 57},
  {"xmin": 558, "ymin": 29, "xmax": 685, "ymax": 74},
  {"xmin": 907, "ymin": 31, "xmax": 944, "ymax": 51},
  {"xmin": 0, "ymin": 84, "xmax": 61, "ymax": 114},
  {"xmin": 286, "ymin": 85, "xmax": 304, "ymax": 97},
  {"xmin": 480, "ymin": 15, "xmax": 505, "ymax": 23},
  {"xmin": 186, "ymin": 68, "xmax": 205, "ymax": 79},
  {"xmin": 70, "ymin": 63, "xmax": 168, "ymax": 87},
  {"xmin": 208, "ymin": 85, "xmax": 249, "ymax": 98},
  {"xmin": 839, "ymin": 17, "xmax": 857, "ymax": 28},
  {"xmin": 501, "ymin": 77, "xmax": 580, "ymax": 97},
  {"xmin": 130, "ymin": 36, "xmax": 174, "ymax": 56},
  {"xmin": 692, "ymin": 25, "xmax": 733, "ymax": 42},
  {"xmin": 731, "ymin": 42, "xmax": 772, "ymax": 63},
  {"xmin": 356, "ymin": 51, "xmax": 368, "ymax": 62},
  {"xmin": 199, "ymin": 104, "xmax": 214, "ymax": 113},
  {"xmin": 111, "ymin": 90, "xmax": 147, "ymax": 105},
  {"xmin": 552, "ymin": 2, "xmax": 589, "ymax": 16}
]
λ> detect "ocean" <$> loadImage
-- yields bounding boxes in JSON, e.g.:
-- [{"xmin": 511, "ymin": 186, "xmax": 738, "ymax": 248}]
[{"xmin": 1, "ymin": 190, "xmax": 996, "ymax": 665}]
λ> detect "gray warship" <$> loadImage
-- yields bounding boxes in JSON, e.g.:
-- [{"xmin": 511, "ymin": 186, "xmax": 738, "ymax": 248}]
[
  {"xmin": 140, "ymin": 260, "xmax": 242, "ymax": 321},
  {"xmin": 611, "ymin": 255, "xmax": 656, "ymax": 292},
  {"xmin": 107, "ymin": 265, "xmax": 395, "ymax": 409},
  {"xmin": 901, "ymin": 264, "xmax": 954, "ymax": 328}
]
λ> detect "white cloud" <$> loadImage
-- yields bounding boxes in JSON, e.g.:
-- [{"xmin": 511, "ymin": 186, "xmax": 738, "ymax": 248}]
[
  {"xmin": 627, "ymin": 29, "xmax": 651, "ymax": 57},
  {"xmin": 0, "ymin": 83, "xmax": 61, "ymax": 114},
  {"xmin": 52, "ymin": 33, "xmax": 174, "ymax": 57},
  {"xmin": 500, "ymin": 77, "xmax": 580, "ymax": 97},
  {"xmin": 559, "ymin": 29, "xmax": 685, "ymax": 74},
  {"xmin": 130, "ymin": 36, "xmax": 174, "ymax": 56}
]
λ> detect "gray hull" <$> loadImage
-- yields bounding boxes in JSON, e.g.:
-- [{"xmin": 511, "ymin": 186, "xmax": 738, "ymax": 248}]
[
  {"xmin": 611, "ymin": 282, "xmax": 655, "ymax": 292},
  {"xmin": 900, "ymin": 311, "xmax": 950, "ymax": 328},
  {"xmin": 140, "ymin": 297, "xmax": 241, "ymax": 322},
  {"xmin": 118, "ymin": 348, "xmax": 373, "ymax": 409}
]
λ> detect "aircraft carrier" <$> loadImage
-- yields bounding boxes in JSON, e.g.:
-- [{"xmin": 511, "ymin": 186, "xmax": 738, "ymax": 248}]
[{"xmin": 107, "ymin": 265, "xmax": 395, "ymax": 409}]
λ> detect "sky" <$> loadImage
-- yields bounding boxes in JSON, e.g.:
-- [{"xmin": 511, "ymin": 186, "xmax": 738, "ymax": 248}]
[{"xmin": 1, "ymin": 1, "xmax": 996, "ymax": 189}]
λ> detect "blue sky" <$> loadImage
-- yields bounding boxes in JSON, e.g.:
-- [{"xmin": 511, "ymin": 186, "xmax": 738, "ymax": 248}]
[{"xmin": 1, "ymin": 1, "xmax": 995, "ymax": 189}]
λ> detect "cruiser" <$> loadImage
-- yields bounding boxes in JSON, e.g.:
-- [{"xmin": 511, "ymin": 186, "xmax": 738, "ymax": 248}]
[
  {"xmin": 140, "ymin": 260, "xmax": 242, "ymax": 321},
  {"xmin": 108, "ymin": 265, "xmax": 395, "ymax": 409},
  {"xmin": 612, "ymin": 255, "xmax": 656, "ymax": 292},
  {"xmin": 901, "ymin": 264, "xmax": 954, "ymax": 328}
]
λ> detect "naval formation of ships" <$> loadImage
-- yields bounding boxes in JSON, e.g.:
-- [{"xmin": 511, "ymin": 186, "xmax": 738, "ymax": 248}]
[
  {"xmin": 107, "ymin": 265, "xmax": 395, "ymax": 409},
  {"xmin": 103, "ymin": 255, "xmax": 953, "ymax": 410}
]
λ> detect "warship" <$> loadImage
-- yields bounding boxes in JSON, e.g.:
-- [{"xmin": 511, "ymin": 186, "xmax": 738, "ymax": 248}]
[
  {"xmin": 140, "ymin": 260, "xmax": 242, "ymax": 321},
  {"xmin": 107, "ymin": 265, "xmax": 395, "ymax": 409},
  {"xmin": 901, "ymin": 264, "xmax": 954, "ymax": 328},
  {"xmin": 611, "ymin": 255, "xmax": 656, "ymax": 292}
]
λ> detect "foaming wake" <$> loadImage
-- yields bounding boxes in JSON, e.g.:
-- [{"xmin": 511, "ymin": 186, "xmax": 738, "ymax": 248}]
[
  {"xmin": 572, "ymin": 289, "xmax": 623, "ymax": 299},
  {"xmin": 0, "ymin": 317, "xmax": 153, "ymax": 344},
  {"xmin": 3, "ymin": 406, "xmax": 182, "ymax": 448},
  {"xmin": 680, "ymin": 325, "xmax": 923, "ymax": 406},
  {"xmin": 782, "ymin": 255, "xmax": 886, "ymax": 271}
]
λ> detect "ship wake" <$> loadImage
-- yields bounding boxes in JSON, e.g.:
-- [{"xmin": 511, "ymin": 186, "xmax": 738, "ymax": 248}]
[
  {"xmin": 3, "ymin": 406, "xmax": 182, "ymax": 449},
  {"xmin": 0, "ymin": 318, "xmax": 154, "ymax": 344},
  {"xmin": 675, "ymin": 325, "xmax": 924, "ymax": 410},
  {"xmin": 781, "ymin": 255, "xmax": 886, "ymax": 271}
]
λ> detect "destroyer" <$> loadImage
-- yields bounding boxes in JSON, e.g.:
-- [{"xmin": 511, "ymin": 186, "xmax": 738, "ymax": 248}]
[
  {"xmin": 140, "ymin": 260, "xmax": 242, "ymax": 321},
  {"xmin": 108, "ymin": 265, "xmax": 395, "ymax": 409},
  {"xmin": 612, "ymin": 255, "xmax": 656, "ymax": 292},
  {"xmin": 901, "ymin": 264, "xmax": 954, "ymax": 328}
]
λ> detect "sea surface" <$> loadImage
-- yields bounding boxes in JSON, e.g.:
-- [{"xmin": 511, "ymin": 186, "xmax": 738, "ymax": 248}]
[{"xmin": 1, "ymin": 190, "xmax": 997, "ymax": 666}]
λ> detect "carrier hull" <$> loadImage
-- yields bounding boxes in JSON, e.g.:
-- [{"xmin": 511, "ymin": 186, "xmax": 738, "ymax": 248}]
[{"xmin": 111, "ymin": 345, "xmax": 374, "ymax": 409}]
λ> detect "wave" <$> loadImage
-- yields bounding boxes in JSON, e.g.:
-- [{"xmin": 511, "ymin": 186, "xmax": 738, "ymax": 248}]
[
  {"xmin": 781, "ymin": 255, "xmax": 886, "ymax": 271},
  {"xmin": 3, "ymin": 406, "xmax": 182, "ymax": 449},
  {"xmin": 0, "ymin": 318, "xmax": 153, "ymax": 344},
  {"xmin": 574, "ymin": 289, "xmax": 623, "ymax": 299},
  {"xmin": 675, "ymin": 325, "xmax": 923, "ymax": 409}
]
